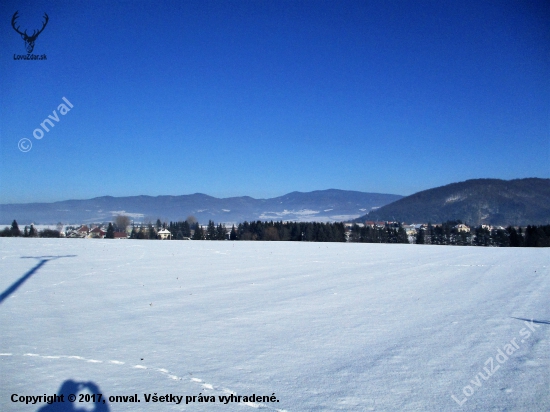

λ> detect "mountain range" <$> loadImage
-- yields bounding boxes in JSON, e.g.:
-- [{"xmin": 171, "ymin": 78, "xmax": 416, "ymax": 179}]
[
  {"xmin": 0, "ymin": 190, "xmax": 402, "ymax": 225},
  {"xmin": 357, "ymin": 178, "xmax": 550, "ymax": 226},
  {"xmin": 2, "ymin": 178, "xmax": 548, "ymax": 226}
]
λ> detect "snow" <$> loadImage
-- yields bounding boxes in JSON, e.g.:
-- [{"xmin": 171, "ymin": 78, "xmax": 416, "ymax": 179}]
[
  {"xmin": 258, "ymin": 209, "xmax": 321, "ymax": 221},
  {"xmin": 1, "ymin": 238, "xmax": 548, "ymax": 411},
  {"xmin": 257, "ymin": 210, "xmax": 364, "ymax": 223},
  {"xmin": 108, "ymin": 211, "xmax": 145, "ymax": 219}
]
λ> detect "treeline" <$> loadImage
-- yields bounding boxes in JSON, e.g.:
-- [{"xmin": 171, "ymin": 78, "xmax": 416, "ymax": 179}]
[
  {"xmin": 3, "ymin": 218, "xmax": 549, "ymax": 246},
  {"xmin": 166, "ymin": 220, "xmax": 227, "ymax": 240},
  {"xmin": 349, "ymin": 223, "xmax": 409, "ymax": 243},
  {"xmin": 415, "ymin": 221, "xmax": 550, "ymax": 247},
  {"xmin": 165, "ymin": 220, "xmax": 347, "ymax": 242},
  {"xmin": 127, "ymin": 219, "xmax": 228, "ymax": 240},
  {"xmin": 349, "ymin": 221, "xmax": 550, "ymax": 247},
  {"xmin": 0, "ymin": 220, "xmax": 60, "ymax": 238},
  {"xmin": 229, "ymin": 220, "xmax": 346, "ymax": 242}
]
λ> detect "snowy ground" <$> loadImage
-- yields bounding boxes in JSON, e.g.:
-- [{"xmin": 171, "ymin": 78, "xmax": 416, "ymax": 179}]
[{"xmin": 1, "ymin": 238, "xmax": 548, "ymax": 411}]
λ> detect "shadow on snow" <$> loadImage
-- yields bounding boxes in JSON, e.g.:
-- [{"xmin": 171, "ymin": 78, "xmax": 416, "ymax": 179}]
[
  {"xmin": 511, "ymin": 317, "xmax": 550, "ymax": 325},
  {"xmin": 0, "ymin": 255, "xmax": 76, "ymax": 305}
]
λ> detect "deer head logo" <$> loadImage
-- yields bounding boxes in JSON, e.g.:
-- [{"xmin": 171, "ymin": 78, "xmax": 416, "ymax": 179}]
[{"xmin": 11, "ymin": 11, "xmax": 49, "ymax": 54}]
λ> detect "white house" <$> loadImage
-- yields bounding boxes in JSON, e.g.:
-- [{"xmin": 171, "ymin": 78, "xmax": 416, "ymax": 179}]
[{"xmin": 157, "ymin": 228, "xmax": 172, "ymax": 240}]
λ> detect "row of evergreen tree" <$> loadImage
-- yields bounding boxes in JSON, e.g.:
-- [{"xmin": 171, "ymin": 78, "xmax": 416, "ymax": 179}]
[
  {"xmin": 164, "ymin": 220, "xmax": 229, "ymax": 240},
  {"xmin": 414, "ymin": 221, "xmax": 550, "ymax": 247},
  {"xmin": 230, "ymin": 220, "xmax": 346, "ymax": 242},
  {"xmin": 3, "ymin": 218, "xmax": 549, "ymax": 246},
  {"xmin": 349, "ymin": 220, "xmax": 550, "ymax": 247},
  {"xmin": 163, "ymin": 220, "xmax": 347, "ymax": 242},
  {"xmin": 349, "ymin": 224, "xmax": 409, "ymax": 244},
  {"xmin": 349, "ymin": 221, "xmax": 550, "ymax": 247},
  {"xmin": 0, "ymin": 220, "xmax": 60, "ymax": 238}
]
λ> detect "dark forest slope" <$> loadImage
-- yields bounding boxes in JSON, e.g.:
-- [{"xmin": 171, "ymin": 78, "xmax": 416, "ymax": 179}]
[{"xmin": 357, "ymin": 178, "xmax": 550, "ymax": 226}]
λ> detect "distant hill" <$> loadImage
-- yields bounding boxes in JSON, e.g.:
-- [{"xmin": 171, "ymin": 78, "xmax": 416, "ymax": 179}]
[
  {"xmin": 356, "ymin": 178, "xmax": 550, "ymax": 226},
  {"xmin": 0, "ymin": 189, "xmax": 402, "ymax": 225}
]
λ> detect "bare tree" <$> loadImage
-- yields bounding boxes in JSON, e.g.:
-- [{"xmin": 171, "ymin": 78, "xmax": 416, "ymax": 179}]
[{"xmin": 115, "ymin": 215, "xmax": 131, "ymax": 232}]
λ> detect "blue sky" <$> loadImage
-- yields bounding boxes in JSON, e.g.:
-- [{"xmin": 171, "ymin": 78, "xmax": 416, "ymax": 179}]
[{"xmin": 1, "ymin": 0, "xmax": 548, "ymax": 203}]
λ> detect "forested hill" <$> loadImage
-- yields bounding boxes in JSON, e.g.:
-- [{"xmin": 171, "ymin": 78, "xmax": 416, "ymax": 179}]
[
  {"xmin": 356, "ymin": 178, "xmax": 550, "ymax": 226},
  {"xmin": 0, "ymin": 189, "xmax": 402, "ymax": 225}
]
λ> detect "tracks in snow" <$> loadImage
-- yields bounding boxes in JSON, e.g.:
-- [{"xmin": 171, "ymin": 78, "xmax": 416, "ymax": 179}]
[{"xmin": 1, "ymin": 352, "xmax": 287, "ymax": 411}]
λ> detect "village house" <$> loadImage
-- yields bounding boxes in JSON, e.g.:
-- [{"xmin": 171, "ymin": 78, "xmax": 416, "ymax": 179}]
[
  {"xmin": 402, "ymin": 224, "xmax": 417, "ymax": 236},
  {"xmin": 89, "ymin": 227, "xmax": 106, "ymax": 239},
  {"xmin": 67, "ymin": 225, "xmax": 89, "ymax": 238},
  {"xmin": 455, "ymin": 224, "xmax": 471, "ymax": 233},
  {"xmin": 157, "ymin": 228, "xmax": 172, "ymax": 240}
]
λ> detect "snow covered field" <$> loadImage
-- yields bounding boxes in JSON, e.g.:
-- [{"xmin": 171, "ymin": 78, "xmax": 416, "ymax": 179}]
[{"xmin": 1, "ymin": 238, "xmax": 548, "ymax": 411}]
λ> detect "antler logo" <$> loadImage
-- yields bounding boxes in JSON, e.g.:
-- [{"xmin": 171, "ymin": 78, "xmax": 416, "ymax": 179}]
[{"xmin": 11, "ymin": 11, "xmax": 49, "ymax": 54}]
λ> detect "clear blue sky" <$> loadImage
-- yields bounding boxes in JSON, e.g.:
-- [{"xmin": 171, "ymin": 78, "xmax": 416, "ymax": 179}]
[{"xmin": 1, "ymin": 0, "xmax": 548, "ymax": 203}]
